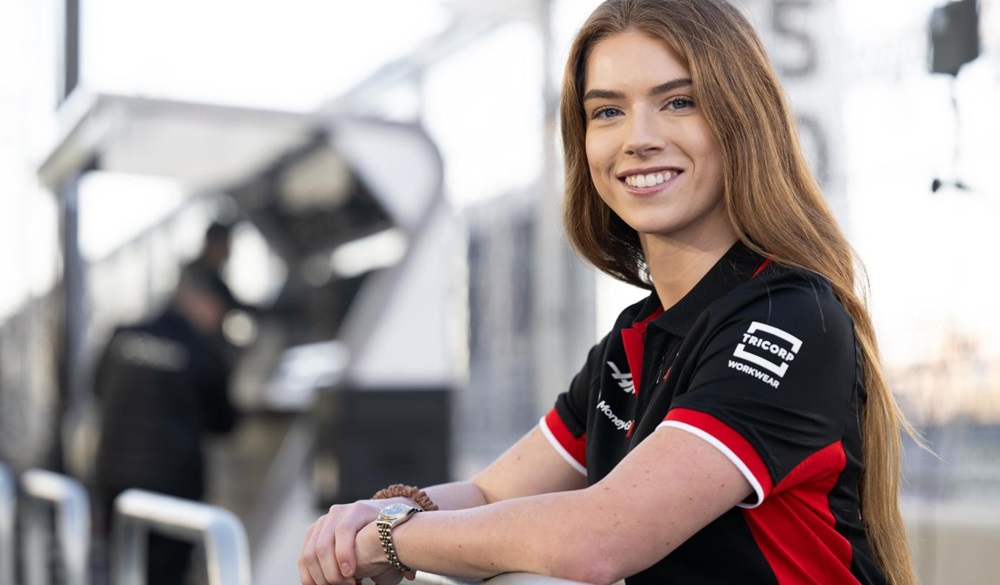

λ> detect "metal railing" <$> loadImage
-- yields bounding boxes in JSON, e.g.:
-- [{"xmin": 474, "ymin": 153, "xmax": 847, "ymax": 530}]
[
  {"xmin": 413, "ymin": 573, "xmax": 594, "ymax": 585},
  {"xmin": 0, "ymin": 463, "xmax": 14, "ymax": 585},
  {"xmin": 7, "ymin": 466, "xmax": 594, "ymax": 585},
  {"xmin": 113, "ymin": 489, "xmax": 250, "ymax": 585},
  {"xmin": 20, "ymin": 469, "xmax": 90, "ymax": 585}
]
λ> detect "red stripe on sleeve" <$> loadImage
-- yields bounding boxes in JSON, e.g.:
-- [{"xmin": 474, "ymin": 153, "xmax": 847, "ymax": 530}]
[
  {"xmin": 664, "ymin": 408, "xmax": 773, "ymax": 497},
  {"xmin": 542, "ymin": 408, "xmax": 587, "ymax": 471}
]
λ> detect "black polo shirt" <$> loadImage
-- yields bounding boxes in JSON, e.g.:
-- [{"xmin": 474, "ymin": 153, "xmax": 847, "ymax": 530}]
[{"xmin": 541, "ymin": 242, "xmax": 887, "ymax": 584}]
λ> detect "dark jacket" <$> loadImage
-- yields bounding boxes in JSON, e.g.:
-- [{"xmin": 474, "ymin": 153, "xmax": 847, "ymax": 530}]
[{"xmin": 94, "ymin": 308, "xmax": 238, "ymax": 501}]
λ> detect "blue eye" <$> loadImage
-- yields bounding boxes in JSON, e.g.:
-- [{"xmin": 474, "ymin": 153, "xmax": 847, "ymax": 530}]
[
  {"xmin": 665, "ymin": 98, "xmax": 694, "ymax": 111},
  {"xmin": 591, "ymin": 106, "xmax": 623, "ymax": 120}
]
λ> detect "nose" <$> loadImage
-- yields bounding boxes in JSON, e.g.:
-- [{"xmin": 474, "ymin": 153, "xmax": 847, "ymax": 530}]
[{"xmin": 623, "ymin": 108, "xmax": 664, "ymax": 157}]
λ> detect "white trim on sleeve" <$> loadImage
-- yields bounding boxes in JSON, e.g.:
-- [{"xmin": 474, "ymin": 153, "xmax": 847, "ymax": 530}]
[
  {"xmin": 539, "ymin": 416, "xmax": 587, "ymax": 476},
  {"xmin": 658, "ymin": 420, "xmax": 765, "ymax": 508}
]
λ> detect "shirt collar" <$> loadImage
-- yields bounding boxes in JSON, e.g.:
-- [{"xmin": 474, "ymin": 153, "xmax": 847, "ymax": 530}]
[{"xmin": 643, "ymin": 241, "xmax": 767, "ymax": 337}]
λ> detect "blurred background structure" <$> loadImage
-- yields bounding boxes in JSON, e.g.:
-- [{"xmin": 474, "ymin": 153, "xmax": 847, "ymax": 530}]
[{"xmin": 0, "ymin": 0, "xmax": 998, "ymax": 584}]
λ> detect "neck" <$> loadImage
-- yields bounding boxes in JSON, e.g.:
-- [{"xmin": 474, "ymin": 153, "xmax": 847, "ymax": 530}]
[{"xmin": 641, "ymin": 225, "xmax": 738, "ymax": 310}]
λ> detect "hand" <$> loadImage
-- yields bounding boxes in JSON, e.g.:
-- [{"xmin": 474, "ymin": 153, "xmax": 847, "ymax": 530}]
[
  {"xmin": 352, "ymin": 522, "xmax": 418, "ymax": 585},
  {"xmin": 299, "ymin": 499, "xmax": 401, "ymax": 585}
]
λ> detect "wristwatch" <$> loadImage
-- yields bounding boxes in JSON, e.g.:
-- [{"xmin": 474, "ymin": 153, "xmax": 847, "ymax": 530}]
[{"xmin": 376, "ymin": 503, "xmax": 421, "ymax": 572}]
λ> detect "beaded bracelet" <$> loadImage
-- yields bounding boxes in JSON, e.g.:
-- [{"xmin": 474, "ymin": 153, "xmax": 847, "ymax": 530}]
[{"xmin": 371, "ymin": 484, "xmax": 439, "ymax": 512}]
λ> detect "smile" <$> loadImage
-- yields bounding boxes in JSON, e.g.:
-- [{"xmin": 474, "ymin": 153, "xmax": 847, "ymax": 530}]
[{"xmin": 622, "ymin": 170, "xmax": 680, "ymax": 188}]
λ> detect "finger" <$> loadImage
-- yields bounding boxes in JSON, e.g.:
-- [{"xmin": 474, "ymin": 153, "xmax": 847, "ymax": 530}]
[
  {"xmin": 298, "ymin": 522, "xmax": 317, "ymax": 585},
  {"xmin": 298, "ymin": 554, "xmax": 318, "ymax": 585},
  {"xmin": 313, "ymin": 514, "xmax": 344, "ymax": 582},
  {"xmin": 333, "ymin": 513, "xmax": 369, "ymax": 577},
  {"xmin": 300, "ymin": 521, "xmax": 315, "ymax": 552},
  {"xmin": 335, "ymin": 501, "xmax": 386, "ymax": 577},
  {"xmin": 302, "ymin": 519, "xmax": 333, "ymax": 584}
]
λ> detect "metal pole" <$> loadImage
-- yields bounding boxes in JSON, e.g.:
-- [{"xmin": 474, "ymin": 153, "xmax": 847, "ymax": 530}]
[
  {"xmin": 112, "ymin": 489, "xmax": 250, "ymax": 585},
  {"xmin": 20, "ymin": 469, "xmax": 91, "ymax": 585},
  {"xmin": 0, "ymin": 463, "xmax": 15, "ymax": 585},
  {"xmin": 59, "ymin": 171, "xmax": 90, "ymax": 460}
]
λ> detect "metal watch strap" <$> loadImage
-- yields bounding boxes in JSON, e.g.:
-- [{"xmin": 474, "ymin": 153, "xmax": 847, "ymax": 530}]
[{"xmin": 377, "ymin": 510, "xmax": 420, "ymax": 572}]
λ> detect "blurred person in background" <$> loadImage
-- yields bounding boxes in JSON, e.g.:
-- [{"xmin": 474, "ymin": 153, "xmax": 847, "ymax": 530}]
[
  {"xmin": 93, "ymin": 269, "xmax": 240, "ymax": 585},
  {"xmin": 299, "ymin": 0, "xmax": 916, "ymax": 584},
  {"xmin": 182, "ymin": 220, "xmax": 249, "ymax": 318}
]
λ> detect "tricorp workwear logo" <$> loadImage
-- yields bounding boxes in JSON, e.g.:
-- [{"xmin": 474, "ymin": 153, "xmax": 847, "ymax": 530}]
[{"xmin": 728, "ymin": 321, "xmax": 803, "ymax": 388}]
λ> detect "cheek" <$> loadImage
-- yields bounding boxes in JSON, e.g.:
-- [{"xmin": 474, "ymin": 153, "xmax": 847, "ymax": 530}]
[
  {"xmin": 696, "ymin": 136, "xmax": 726, "ymax": 191},
  {"xmin": 585, "ymin": 132, "xmax": 611, "ymax": 173},
  {"xmin": 584, "ymin": 137, "xmax": 597, "ymax": 173},
  {"xmin": 585, "ymin": 144, "xmax": 614, "ymax": 202}
]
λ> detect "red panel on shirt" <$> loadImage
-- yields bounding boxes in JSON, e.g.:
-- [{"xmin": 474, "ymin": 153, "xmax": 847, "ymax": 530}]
[
  {"xmin": 543, "ymin": 408, "xmax": 586, "ymax": 470},
  {"xmin": 666, "ymin": 410, "xmax": 857, "ymax": 581},
  {"xmin": 742, "ymin": 441, "xmax": 856, "ymax": 583},
  {"xmin": 620, "ymin": 307, "xmax": 663, "ymax": 397}
]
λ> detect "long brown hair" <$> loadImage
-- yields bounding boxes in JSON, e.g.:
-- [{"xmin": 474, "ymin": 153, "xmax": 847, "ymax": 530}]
[{"xmin": 560, "ymin": 1, "xmax": 916, "ymax": 583}]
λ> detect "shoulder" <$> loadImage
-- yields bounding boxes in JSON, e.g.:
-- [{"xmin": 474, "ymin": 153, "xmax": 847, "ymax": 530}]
[
  {"xmin": 107, "ymin": 317, "xmax": 193, "ymax": 372},
  {"xmin": 692, "ymin": 267, "xmax": 857, "ymax": 385},
  {"xmin": 712, "ymin": 266, "xmax": 853, "ymax": 338},
  {"xmin": 677, "ymin": 267, "xmax": 860, "ymax": 431}
]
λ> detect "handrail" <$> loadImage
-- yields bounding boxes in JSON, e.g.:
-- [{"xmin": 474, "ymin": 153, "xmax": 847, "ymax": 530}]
[
  {"xmin": 112, "ymin": 489, "xmax": 250, "ymax": 585},
  {"xmin": 414, "ymin": 573, "xmax": 593, "ymax": 585},
  {"xmin": 0, "ymin": 463, "xmax": 15, "ymax": 585},
  {"xmin": 20, "ymin": 469, "xmax": 91, "ymax": 585}
]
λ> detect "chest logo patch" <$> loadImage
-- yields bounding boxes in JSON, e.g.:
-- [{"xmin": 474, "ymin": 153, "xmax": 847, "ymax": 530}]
[
  {"xmin": 606, "ymin": 361, "xmax": 635, "ymax": 395},
  {"xmin": 729, "ymin": 321, "xmax": 803, "ymax": 388}
]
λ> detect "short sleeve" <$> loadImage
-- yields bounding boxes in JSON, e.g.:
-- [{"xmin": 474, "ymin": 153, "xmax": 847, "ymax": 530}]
[
  {"xmin": 540, "ymin": 336, "xmax": 609, "ymax": 476},
  {"xmin": 662, "ymin": 278, "xmax": 858, "ymax": 507}
]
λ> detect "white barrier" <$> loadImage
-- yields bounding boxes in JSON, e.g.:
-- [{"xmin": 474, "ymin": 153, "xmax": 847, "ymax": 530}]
[
  {"xmin": 0, "ymin": 463, "xmax": 14, "ymax": 585},
  {"xmin": 20, "ymin": 469, "xmax": 90, "ymax": 585},
  {"xmin": 113, "ymin": 489, "xmax": 250, "ymax": 585}
]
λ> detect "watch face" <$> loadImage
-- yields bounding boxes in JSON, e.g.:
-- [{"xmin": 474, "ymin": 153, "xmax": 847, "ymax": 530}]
[{"xmin": 380, "ymin": 503, "xmax": 413, "ymax": 520}]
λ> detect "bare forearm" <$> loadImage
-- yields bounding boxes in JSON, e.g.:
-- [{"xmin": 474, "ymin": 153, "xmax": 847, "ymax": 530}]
[
  {"xmin": 413, "ymin": 427, "xmax": 587, "ymax": 511},
  {"xmin": 371, "ymin": 428, "xmax": 753, "ymax": 584},
  {"xmin": 302, "ymin": 428, "xmax": 586, "ymax": 585},
  {"xmin": 422, "ymin": 480, "xmax": 490, "ymax": 510},
  {"xmin": 381, "ymin": 489, "xmax": 621, "ymax": 584}
]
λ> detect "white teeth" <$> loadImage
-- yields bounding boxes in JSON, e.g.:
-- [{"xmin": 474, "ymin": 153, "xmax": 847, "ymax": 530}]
[{"xmin": 624, "ymin": 171, "xmax": 676, "ymax": 187}]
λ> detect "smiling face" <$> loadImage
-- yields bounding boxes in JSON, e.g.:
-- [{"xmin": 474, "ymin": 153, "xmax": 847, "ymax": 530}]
[{"xmin": 584, "ymin": 30, "xmax": 733, "ymax": 252}]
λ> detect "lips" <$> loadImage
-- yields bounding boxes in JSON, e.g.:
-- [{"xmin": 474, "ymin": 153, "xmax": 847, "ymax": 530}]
[{"xmin": 618, "ymin": 168, "xmax": 683, "ymax": 189}]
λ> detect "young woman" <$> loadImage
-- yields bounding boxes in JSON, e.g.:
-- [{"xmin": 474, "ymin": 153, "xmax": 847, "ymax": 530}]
[{"xmin": 299, "ymin": 1, "xmax": 916, "ymax": 583}]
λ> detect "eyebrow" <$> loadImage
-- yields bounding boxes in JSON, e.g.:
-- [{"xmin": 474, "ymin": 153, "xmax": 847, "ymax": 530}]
[{"xmin": 582, "ymin": 78, "xmax": 693, "ymax": 101}]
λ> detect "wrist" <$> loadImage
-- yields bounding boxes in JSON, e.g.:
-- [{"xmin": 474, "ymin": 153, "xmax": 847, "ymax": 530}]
[
  {"xmin": 359, "ymin": 522, "xmax": 387, "ymax": 569},
  {"xmin": 375, "ymin": 503, "xmax": 422, "ymax": 572}
]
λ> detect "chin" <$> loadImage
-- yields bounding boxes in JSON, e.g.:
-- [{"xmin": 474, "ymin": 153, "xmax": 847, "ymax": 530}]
[{"xmin": 627, "ymin": 218, "xmax": 683, "ymax": 237}]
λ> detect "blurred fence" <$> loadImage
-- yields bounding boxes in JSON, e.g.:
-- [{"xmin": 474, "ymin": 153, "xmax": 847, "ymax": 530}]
[
  {"xmin": 0, "ymin": 468, "xmax": 594, "ymax": 585},
  {"xmin": 112, "ymin": 489, "xmax": 251, "ymax": 585},
  {"xmin": 20, "ymin": 469, "xmax": 89, "ymax": 585},
  {"xmin": 0, "ymin": 463, "xmax": 14, "ymax": 585}
]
